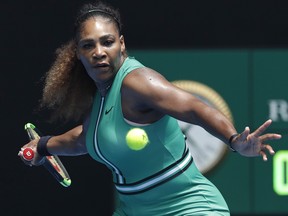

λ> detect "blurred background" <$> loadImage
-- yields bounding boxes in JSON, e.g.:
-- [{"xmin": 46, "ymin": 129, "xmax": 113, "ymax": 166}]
[{"xmin": 2, "ymin": 0, "xmax": 288, "ymax": 215}]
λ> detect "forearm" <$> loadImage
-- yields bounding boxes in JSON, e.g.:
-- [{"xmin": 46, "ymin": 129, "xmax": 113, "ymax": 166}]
[
  {"xmin": 193, "ymin": 103, "xmax": 237, "ymax": 144},
  {"xmin": 45, "ymin": 125, "xmax": 87, "ymax": 156}
]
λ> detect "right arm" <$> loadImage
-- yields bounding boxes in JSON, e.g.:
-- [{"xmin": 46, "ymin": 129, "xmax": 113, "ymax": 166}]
[
  {"xmin": 44, "ymin": 125, "xmax": 87, "ymax": 156},
  {"xmin": 19, "ymin": 125, "xmax": 87, "ymax": 166}
]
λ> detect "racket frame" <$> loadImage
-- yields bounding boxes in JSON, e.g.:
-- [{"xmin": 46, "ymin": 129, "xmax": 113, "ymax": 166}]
[{"xmin": 24, "ymin": 123, "xmax": 71, "ymax": 187}]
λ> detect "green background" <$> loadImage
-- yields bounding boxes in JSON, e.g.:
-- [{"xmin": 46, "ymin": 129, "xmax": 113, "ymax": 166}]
[{"xmin": 129, "ymin": 49, "xmax": 288, "ymax": 214}]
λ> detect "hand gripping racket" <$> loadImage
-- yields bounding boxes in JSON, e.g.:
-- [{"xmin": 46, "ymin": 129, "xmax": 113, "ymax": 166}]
[{"xmin": 23, "ymin": 123, "xmax": 71, "ymax": 187}]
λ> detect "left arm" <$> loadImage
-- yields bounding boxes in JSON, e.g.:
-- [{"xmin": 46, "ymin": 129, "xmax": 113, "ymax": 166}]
[{"xmin": 122, "ymin": 67, "xmax": 282, "ymax": 160}]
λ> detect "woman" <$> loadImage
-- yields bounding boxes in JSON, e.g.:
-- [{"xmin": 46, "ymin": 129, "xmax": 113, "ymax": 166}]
[{"xmin": 19, "ymin": 1, "xmax": 281, "ymax": 215}]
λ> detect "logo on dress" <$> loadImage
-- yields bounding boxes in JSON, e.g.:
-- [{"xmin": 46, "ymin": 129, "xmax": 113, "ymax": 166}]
[{"xmin": 105, "ymin": 106, "xmax": 114, "ymax": 115}]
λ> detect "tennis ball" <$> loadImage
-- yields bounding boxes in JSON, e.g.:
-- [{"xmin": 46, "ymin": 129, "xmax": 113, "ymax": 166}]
[{"xmin": 126, "ymin": 128, "xmax": 149, "ymax": 150}]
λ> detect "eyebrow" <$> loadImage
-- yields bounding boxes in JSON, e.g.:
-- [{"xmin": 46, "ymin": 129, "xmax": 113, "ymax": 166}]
[{"xmin": 79, "ymin": 34, "xmax": 116, "ymax": 43}]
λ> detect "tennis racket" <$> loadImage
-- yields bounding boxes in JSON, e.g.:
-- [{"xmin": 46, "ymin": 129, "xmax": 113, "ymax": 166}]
[{"xmin": 23, "ymin": 123, "xmax": 71, "ymax": 187}]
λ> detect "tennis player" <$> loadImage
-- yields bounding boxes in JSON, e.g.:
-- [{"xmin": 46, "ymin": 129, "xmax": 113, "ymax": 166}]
[{"xmin": 19, "ymin": 1, "xmax": 281, "ymax": 215}]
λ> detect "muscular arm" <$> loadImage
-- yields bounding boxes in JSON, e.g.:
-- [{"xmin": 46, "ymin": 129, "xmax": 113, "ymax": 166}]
[
  {"xmin": 45, "ymin": 125, "xmax": 87, "ymax": 156},
  {"xmin": 122, "ymin": 67, "xmax": 237, "ymax": 144}
]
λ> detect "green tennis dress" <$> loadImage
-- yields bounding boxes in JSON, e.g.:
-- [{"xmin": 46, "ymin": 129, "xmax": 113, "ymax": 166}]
[{"xmin": 86, "ymin": 57, "xmax": 230, "ymax": 216}]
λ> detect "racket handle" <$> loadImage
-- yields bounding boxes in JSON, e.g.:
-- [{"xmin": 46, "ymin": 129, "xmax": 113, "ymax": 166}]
[{"xmin": 23, "ymin": 147, "xmax": 35, "ymax": 161}]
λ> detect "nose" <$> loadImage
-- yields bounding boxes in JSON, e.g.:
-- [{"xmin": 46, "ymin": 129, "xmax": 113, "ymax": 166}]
[{"xmin": 92, "ymin": 46, "xmax": 106, "ymax": 59}]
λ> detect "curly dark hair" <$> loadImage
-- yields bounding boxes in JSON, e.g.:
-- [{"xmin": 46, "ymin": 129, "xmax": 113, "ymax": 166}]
[{"xmin": 40, "ymin": 1, "xmax": 123, "ymax": 123}]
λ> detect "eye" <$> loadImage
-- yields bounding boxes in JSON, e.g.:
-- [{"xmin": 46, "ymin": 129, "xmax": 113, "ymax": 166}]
[
  {"xmin": 82, "ymin": 43, "xmax": 94, "ymax": 50},
  {"xmin": 103, "ymin": 39, "xmax": 114, "ymax": 47}
]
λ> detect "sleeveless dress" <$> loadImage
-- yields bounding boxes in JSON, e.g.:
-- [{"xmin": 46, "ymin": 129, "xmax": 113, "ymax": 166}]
[{"xmin": 86, "ymin": 57, "xmax": 230, "ymax": 216}]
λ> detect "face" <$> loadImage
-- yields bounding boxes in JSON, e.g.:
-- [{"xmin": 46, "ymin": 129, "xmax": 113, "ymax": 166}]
[{"xmin": 77, "ymin": 16, "xmax": 125, "ymax": 83}]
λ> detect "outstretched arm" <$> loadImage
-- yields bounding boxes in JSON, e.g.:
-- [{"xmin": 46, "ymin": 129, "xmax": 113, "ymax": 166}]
[{"xmin": 122, "ymin": 67, "xmax": 282, "ymax": 161}]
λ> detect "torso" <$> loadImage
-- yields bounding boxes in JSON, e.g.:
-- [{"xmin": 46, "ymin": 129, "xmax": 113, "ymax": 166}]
[
  {"xmin": 84, "ymin": 57, "xmax": 230, "ymax": 215},
  {"xmin": 85, "ymin": 57, "xmax": 186, "ymax": 183}
]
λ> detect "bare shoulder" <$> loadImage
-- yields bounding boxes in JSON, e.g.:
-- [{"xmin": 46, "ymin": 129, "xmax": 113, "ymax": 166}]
[
  {"xmin": 120, "ymin": 66, "xmax": 200, "ymax": 123},
  {"xmin": 121, "ymin": 67, "xmax": 168, "ymax": 123},
  {"xmin": 122, "ymin": 67, "xmax": 172, "ymax": 94},
  {"xmin": 124, "ymin": 67, "xmax": 166, "ymax": 83}
]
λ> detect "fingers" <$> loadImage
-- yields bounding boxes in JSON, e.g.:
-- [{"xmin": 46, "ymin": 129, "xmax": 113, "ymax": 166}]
[
  {"xmin": 236, "ymin": 119, "xmax": 281, "ymax": 161},
  {"xmin": 261, "ymin": 144, "xmax": 275, "ymax": 155},
  {"xmin": 18, "ymin": 145, "xmax": 46, "ymax": 166},
  {"xmin": 260, "ymin": 133, "xmax": 282, "ymax": 142},
  {"xmin": 259, "ymin": 151, "xmax": 268, "ymax": 161},
  {"xmin": 18, "ymin": 140, "xmax": 39, "ymax": 166},
  {"xmin": 253, "ymin": 119, "xmax": 272, "ymax": 137},
  {"xmin": 18, "ymin": 149, "xmax": 33, "ymax": 167},
  {"xmin": 18, "ymin": 146, "xmax": 36, "ymax": 166},
  {"xmin": 237, "ymin": 126, "xmax": 250, "ymax": 142},
  {"xmin": 259, "ymin": 144, "xmax": 275, "ymax": 161}
]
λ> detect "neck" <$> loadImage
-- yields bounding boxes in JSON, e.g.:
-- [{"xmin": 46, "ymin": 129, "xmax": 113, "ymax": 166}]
[
  {"xmin": 96, "ymin": 75, "xmax": 115, "ymax": 97},
  {"xmin": 96, "ymin": 56, "xmax": 127, "ymax": 96}
]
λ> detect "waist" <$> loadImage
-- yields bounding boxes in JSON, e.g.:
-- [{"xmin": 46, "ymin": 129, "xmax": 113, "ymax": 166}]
[{"xmin": 115, "ymin": 148, "xmax": 193, "ymax": 195}]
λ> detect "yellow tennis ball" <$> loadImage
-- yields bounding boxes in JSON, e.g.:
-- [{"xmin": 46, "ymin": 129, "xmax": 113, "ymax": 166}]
[{"xmin": 126, "ymin": 128, "xmax": 149, "ymax": 150}]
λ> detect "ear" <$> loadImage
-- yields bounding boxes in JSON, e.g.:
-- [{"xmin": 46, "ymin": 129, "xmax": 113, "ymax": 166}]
[{"xmin": 120, "ymin": 35, "xmax": 126, "ymax": 53}]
